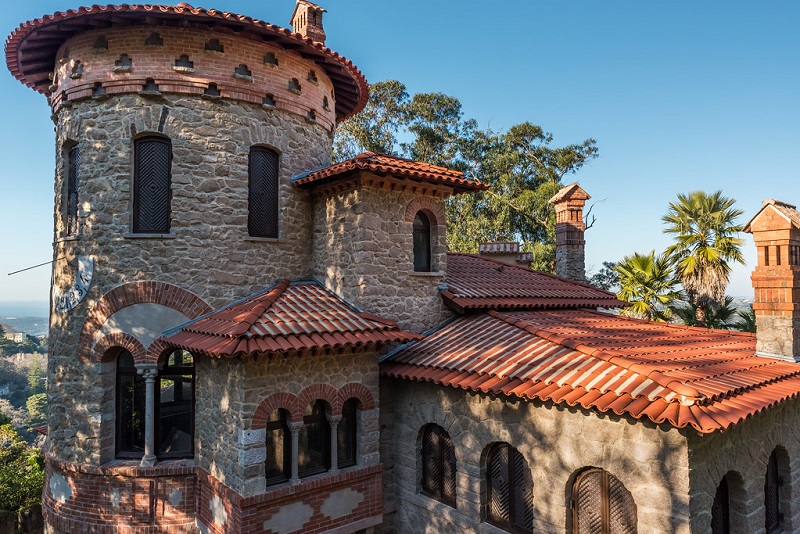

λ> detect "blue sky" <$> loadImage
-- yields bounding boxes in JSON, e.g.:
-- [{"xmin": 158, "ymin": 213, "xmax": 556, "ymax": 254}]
[{"xmin": 1, "ymin": 1, "xmax": 798, "ymax": 312}]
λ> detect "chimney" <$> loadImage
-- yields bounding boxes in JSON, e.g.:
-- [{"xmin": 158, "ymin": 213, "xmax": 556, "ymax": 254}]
[
  {"xmin": 743, "ymin": 198, "xmax": 800, "ymax": 361},
  {"xmin": 478, "ymin": 242, "xmax": 533, "ymax": 268},
  {"xmin": 290, "ymin": 0, "xmax": 327, "ymax": 44},
  {"xmin": 549, "ymin": 182, "xmax": 590, "ymax": 282}
]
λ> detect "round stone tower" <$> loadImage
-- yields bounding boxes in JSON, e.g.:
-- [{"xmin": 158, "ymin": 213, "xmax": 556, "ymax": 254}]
[{"xmin": 6, "ymin": 3, "xmax": 366, "ymax": 531}]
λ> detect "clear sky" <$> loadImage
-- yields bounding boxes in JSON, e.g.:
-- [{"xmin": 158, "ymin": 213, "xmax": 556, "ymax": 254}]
[{"xmin": 1, "ymin": 1, "xmax": 798, "ymax": 311}]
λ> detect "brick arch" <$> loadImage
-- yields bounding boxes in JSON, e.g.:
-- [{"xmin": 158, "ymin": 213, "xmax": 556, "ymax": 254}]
[
  {"xmin": 404, "ymin": 196, "xmax": 445, "ymax": 226},
  {"xmin": 298, "ymin": 383, "xmax": 341, "ymax": 415},
  {"xmin": 78, "ymin": 281, "xmax": 211, "ymax": 362},
  {"xmin": 337, "ymin": 383, "xmax": 375, "ymax": 411},
  {"xmin": 147, "ymin": 337, "xmax": 178, "ymax": 366},
  {"xmin": 252, "ymin": 392, "xmax": 303, "ymax": 428},
  {"xmin": 91, "ymin": 332, "xmax": 146, "ymax": 364}
]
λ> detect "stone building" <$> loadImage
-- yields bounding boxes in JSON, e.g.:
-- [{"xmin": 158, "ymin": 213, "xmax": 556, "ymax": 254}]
[{"xmin": 6, "ymin": 2, "xmax": 800, "ymax": 534}]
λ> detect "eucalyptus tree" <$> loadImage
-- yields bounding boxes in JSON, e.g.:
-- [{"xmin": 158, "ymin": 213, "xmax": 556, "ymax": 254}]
[
  {"xmin": 662, "ymin": 191, "xmax": 744, "ymax": 327},
  {"xmin": 614, "ymin": 251, "xmax": 682, "ymax": 322}
]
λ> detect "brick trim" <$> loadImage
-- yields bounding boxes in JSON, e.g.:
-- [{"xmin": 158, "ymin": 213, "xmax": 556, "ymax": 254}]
[
  {"xmin": 404, "ymin": 196, "xmax": 445, "ymax": 226},
  {"xmin": 91, "ymin": 332, "xmax": 147, "ymax": 364},
  {"xmin": 78, "ymin": 281, "xmax": 211, "ymax": 362},
  {"xmin": 338, "ymin": 382, "xmax": 376, "ymax": 411},
  {"xmin": 299, "ymin": 383, "xmax": 341, "ymax": 415},
  {"xmin": 253, "ymin": 392, "xmax": 304, "ymax": 427}
]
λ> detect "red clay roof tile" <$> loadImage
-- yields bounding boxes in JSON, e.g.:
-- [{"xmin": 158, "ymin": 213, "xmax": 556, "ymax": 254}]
[
  {"xmin": 381, "ymin": 309, "xmax": 800, "ymax": 433},
  {"xmin": 443, "ymin": 253, "xmax": 627, "ymax": 311},
  {"xmin": 166, "ymin": 279, "xmax": 419, "ymax": 358},
  {"xmin": 292, "ymin": 152, "xmax": 487, "ymax": 193}
]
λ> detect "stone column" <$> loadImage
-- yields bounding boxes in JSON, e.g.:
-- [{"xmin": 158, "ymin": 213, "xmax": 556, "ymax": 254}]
[
  {"xmin": 327, "ymin": 414, "xmax": 342, "ymax": 475},
  {"xmin": 136, "ymin": 364, "xmax": 158, "ymax": 467},
  {"xmin": 288, "ymin": 421, "xmax": 303, "ymax": 485}
]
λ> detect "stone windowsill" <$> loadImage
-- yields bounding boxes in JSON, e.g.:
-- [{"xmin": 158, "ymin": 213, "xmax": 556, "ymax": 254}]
[
  {"xmin": 244, "ymin": 235, "xmax": 282, "ymax": 243},
  {"xmin": 122, "ymin": 232, "xmax": 177, "ymax": 239},
  {"xmin": 56, "ymin": 235, "xmax": 81, "ymax": 243},
  {"xmin": 409, "ymin": 271, "xmax": 445, "ymax": 277}
]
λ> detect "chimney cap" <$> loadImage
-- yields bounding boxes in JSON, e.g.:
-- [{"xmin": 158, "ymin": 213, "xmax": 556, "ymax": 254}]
[
  {"xmin": 743, "ymin": 198, "xmax": 800, "ymax": 233},
  {"xmin": 549, "ymin": 182, "xmax": 590, "ymax": 204}
]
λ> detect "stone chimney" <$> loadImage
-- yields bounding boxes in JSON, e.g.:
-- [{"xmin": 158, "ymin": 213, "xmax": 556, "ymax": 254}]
[
  {"xmin": 743, "ymin": 198, "xmax": 800, "ymax": 361},
  {"xmin": 290, "ymin": 0, "xmax": 327, "ymax": 43},
  {"xmin": 549, "ymin": 182, "xmax": 589, "ymax": 282},
  {"xmin": 478, "ymin": 242, "xmax": 533, "ymax": 268}
]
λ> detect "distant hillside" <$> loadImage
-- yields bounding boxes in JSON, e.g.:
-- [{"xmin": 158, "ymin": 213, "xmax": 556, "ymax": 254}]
[{"xmin": 1, "ymin": 317, "xmax": 48, "ymax": 337}]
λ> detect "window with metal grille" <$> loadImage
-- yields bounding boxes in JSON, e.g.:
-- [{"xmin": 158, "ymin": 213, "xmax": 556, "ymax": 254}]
[
  {"xmin": 413, "ymin": 211, "xmax": 432, "ymax": 272},
  {"xmin": 572, "ymin": 467, "xmax": 636, "ymax": 534},
  {"xmin": 711, "ymin": 476, "xmax": 730, "ymax": 534},
  {"xmin": 486, "ymin": 443, "xmax": 533, "ymax": 533},
  {"xmin": 765, "ymin": 449, "xmax": 784, "ymax": 533},
  {"xmin": 66, "ymin": 145, "xmax": 80, "ymax": 235},
  {"xmin": 421, "ymin": 424, "xmax": 456, "ymax": 507},
  {"xmin": 133, "ymin": 136, "xmax": 172, "ymax": 233},
  {"xmin": 298, "ymin": 400, "xmax": 330, "ymax": 477},
  {"xmin": 265, "ymin": 408, "xmax": 291, "ymax": 486},
  {"xmin": 337, "ymin": 398, "xmax": 358, "ymax": 468},
  {"xmin": 248, "ymin": 147, "xmax": 279, "ymax": 238}
]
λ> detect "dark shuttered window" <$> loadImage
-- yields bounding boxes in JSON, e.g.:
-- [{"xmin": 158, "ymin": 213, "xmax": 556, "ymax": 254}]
[
  {"xmin": 765, "ymin": 450, "xmax": 783, "ymax": 533},
  {"xmin": 487, "ymin": 443, "xmax": 533, "ymax": 533},
  {"xmin": 66, "ymin": 145, "xmax": 80, "ymax": 236},
  {"xmin": 572, "ymin": 468, "xmax": 637, "ymax": 534},
  {"xmin": 711, "ymin": 476, "xmax": 730, "ymax": 534},
  {"xmin": 248, "ymin": 146, "xmax": 279, "ymax": 238},
  {"xmin": 421, "ymin": 424, "xmax": 456, "ymax": 507},
  {"xmin": 133, "ymin": 136, "xmax": 172, "ymax": 234},
  {"xmin": 413, "ymin": 211, "xmax": 432, "ymax": 272}
]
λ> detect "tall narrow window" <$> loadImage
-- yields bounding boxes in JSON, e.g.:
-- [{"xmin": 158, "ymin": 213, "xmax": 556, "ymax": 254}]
[
  {"xmin": 66, "ymin": 145, "xmax": 80, "ymax": 236},
  {"xmin": 156, "ymin": 350, "xmax": 194, "ymax": 458},
  {"xmin": 116, "ymin": 350, "xmax": 145, "ymax": 457},
  {"xmin": 413, "ymin": 211, "xmax": 431, "ymax": 272},
  {"xmin": 421, "ymin": 424, "xmax": 456, "ymax": 507},
  {"xmin": 265, "ymin": 409, "xmax": 291, "ymax": 486},
  {"xmin": 133, "ymin": 136, "xmax": 172, "ymax": 233},
  {"xmin": 572, "ymin": 468, "xmax": 636, "ymax": 534},
  {"xmin": 337, "ymin": 398, "xmax": 358, "ymax": 468},
  {"xmin": 711, "ymin": 476, "xmax": 730, "ymax": 534},
  {"xmin": 487, "ymin": 443, "xmax": 533, "ymax": 533},
  {"xmin": 298, "ymin": 400, "xmax": 329, "ymax": 477},
  {"xmin": 765, "ymin": 450, "xmax": 783, "ymax": 533},
  {"xmin": 248, "ymin": 146, "xmax": 279, "ymax": 238}
]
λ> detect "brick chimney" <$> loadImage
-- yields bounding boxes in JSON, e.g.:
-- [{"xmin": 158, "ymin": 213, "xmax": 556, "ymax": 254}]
[
  {"xmin": 549, "ymin": 182, "xmax": 590, "ymax": 282},
  {"xmin": 478, "ymin": 242, "xmax": 533, "ymax": 268},
  {"xmin": 290, "ymin": 0, "xmax": 327, "ymax": 43},
  {"xmin": 743, "ymin": 198, "xmax": 800, "ymax": 361}
]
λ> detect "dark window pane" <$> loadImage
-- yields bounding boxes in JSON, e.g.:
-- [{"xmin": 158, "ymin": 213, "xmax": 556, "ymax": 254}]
[
  {"xmin": 337, "ymin": 399, "xmax": 357, "ymax": 468},
  {"xmin": 133, "ymin": 136, "xmax": 171, "ymax": 233},
  {"xmin": 248, "ymin": 147, "xmax": 279, "ymax": 238},
  {"xmin": 157, "ymin": 374, "xmax": 193, "ymax": 455},
  {"xmin": 765, "ymin": 451, "xmax": 781, "ymax": 533},
  {"xmin": 711, "ymin": 477, "xmax": 730, "ymax": 534},
  {"xmin": 66, "ymin": 145, "xmax": 80, "ymax": 235},
  {"xmin": 413, "ymin": 211, "xmax": 431, "ymax": 272},
  {"xmin": 266, "ymin": 409, "xmax": 290, "ymax": 485},
  {"xmin": 116, "ymin": 351, "xmax": 145, "ymax": 457},
  {"xmin": 298, "ymin": 400, "xmax": 329, "ymax": 477}
]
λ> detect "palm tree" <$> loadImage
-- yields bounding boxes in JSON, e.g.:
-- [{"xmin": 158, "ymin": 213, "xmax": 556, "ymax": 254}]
[
  {"xmin": 614, "ymin": 251, "xmax": 683, "ymax": 322},
  {"xmin": 672, "ymin": 296, "xmax": 739, "ymax": 329},
  {"xmin": 734, "ymin": 305, "xmax": 756, "ymax": 333},
  {"xmin": 662, "ymin": 191, "xmax": 744, "ymax": 327}
]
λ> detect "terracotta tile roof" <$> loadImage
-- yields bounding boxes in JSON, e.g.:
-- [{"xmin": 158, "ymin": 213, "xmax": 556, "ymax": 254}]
[
  {"xmin": 442, "ymin": 253, "xmax": 628, "ymax": 311},
  {"xmin": 381, "ymin": 309, "xmax": 800, "ymax": 434},
  {"xmin": 165, "ymin": 279, "xmax": 420, "ymax": 358},
  {"xmin": 292, "ymin": 152, "xmax": 488, "ymax": 194},
  {"xmin": 5, "ymin": 3, "xmax": 367, "ymax": 122},
  {"xmin": 548, "ymin": 182, "xmax": 590, "ymax": 203},
  {"xmin": 743, "ymin": 198, "xmax": 800, "ymax": 232}
]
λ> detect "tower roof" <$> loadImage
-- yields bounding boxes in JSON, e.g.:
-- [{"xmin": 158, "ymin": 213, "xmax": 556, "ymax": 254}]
[{"xmin": 5, "ymin": 3, "xmax": 368, "ymax": 122}]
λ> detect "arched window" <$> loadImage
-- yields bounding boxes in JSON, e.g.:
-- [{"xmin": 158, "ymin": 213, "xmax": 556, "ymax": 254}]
[
  {"xmin": 248, "ymin": 146, "xmax": 279, "ymax": 238},
  {"xmin": 413, "ymin": 211, "xmax": 431, "ymax": 272},
  {"xmin": 765, "ymin": 449, "xmax": 784, "ymax": 533},
  {"xmin": 116, "ymin": 349, "xmax": 145, "ymax": 457},
  {"xmin": 421, "ymin": 424, "xmax": 456, "ymax": 507},
  {"xmin": 265, "ymin": 409, "xmax": 291, "ymax": 486},
  {"xmin": 298, "ymin": 400, "xmax": 329, "ymax": 477},
  {"xmin": 156, "ymin": 350, "xmax": 194, "ymax": 458},
  {"xmin": 133, "ymin": 136, "xmax": 172, "ymax": 233},
  {"xmin": 338, "ymin": 398, "xmax": 358, "ymax": 468},
  {"xmin": 487, "ymin": 443, "xmax": 533, "ymax": 533},
  {"xmin": 115, "ymin": 348, "xmax": 195, "ymax": 460},
  {"xmin": 711, "ymin": 476, "xmax": 730, "ymax": 534},
  {"xmin": 573, "ymin": 468, "xmax": 636, "ymax": 534}
]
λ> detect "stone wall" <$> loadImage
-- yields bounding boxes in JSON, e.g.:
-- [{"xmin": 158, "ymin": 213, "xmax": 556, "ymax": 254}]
[
  {"xmin": 312, "ymin": 181, "xmax": 453, "ymax": 333},
  {"xmin": 379, "ymin": 378, "xmax": 691, "ymax": 533},
  {"xmin": 687, "ymin": 396, "xmax": 800, "ymax": 534}
]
